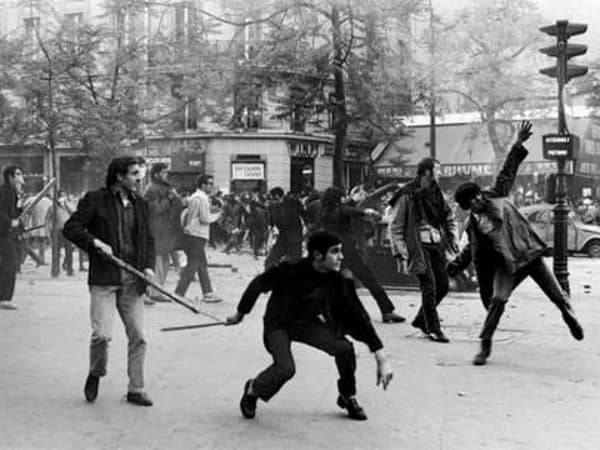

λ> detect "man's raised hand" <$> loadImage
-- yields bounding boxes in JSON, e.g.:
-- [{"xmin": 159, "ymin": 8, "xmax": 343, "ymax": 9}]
[{"xmin": 517, "ymin": 120, "xmax": 533, "ymax": 144}]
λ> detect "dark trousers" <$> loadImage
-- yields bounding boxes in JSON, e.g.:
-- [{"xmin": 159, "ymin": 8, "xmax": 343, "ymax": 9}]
[
  {"xmin": 480, "ymin": 257, "xmax": 573, "ymax": 341},
  {"xmin": 253, "ymin": 323, "xmax": 357, "ymax": 401},
  {"xmin": 265, "ymin": 236, "xmax": 302, "ymax": 269},
  {"xmin": 250, "ymin": 227, "xmax": 267, "ymax": 257},
  {"xmin": 343, "ymin": 244, "xmax": 395, "ymax": 314},
  {"xmin": 175, "ymin": 235, "xmax": 212, "ymax": 297},
  {"xmin": 413, "ymin": 244, "xmax": 449, "ymax": 334},
  {"xmin": 0, "ymin": 236, "xmax": 19, "ymax": 301}
]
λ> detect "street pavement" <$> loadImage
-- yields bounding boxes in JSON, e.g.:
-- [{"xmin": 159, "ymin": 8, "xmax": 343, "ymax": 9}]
[{"xmin": 1, "ymin": 250, "xmax": 600, "ymax": 450}]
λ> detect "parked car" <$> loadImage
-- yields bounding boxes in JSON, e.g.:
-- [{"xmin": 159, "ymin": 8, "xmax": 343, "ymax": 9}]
[{"xmin": 519, "ymin": 203, "xmax": 600, "ymax": 258}]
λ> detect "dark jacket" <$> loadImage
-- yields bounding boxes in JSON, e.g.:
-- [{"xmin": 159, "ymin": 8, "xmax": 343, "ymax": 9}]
[
  {"xmin": 268, "ymin": 195, "xmax": 306, "ymax": 243},
  {"xmin": 318, "ymin": 203, "xmax": 366, "ymax": 246},
  {"xmin": 0, "ymin": 184, "xmax": 20, "ymax": 238},
  {"xmin": 388, "ymin": 181, "xmax": 458, "ymax": 275},
  {"xmin": 63, "ymin": 187, "xmax": 155, "ymax": 294},
  {"xmin": 237, "ymin": 258, "xmax": 383, "ymax": 352},
  {"xmin": 449, "ymin": 143, "xmax": 547, "ymax": 278},
  {"xmin": 143, "ymin": 178, "xmax": 184, "ymax": 254}
]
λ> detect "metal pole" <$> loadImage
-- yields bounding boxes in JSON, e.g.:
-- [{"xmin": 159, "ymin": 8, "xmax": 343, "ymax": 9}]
[{"xmin": 553, "ymin": 21, "xmax": 570, "ymax": 294}]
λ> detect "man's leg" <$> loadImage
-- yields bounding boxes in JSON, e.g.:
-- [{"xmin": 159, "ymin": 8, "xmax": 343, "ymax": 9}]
[
  {"xmin": 474, "ymin": 265, "xmax": 517, "ymax": 365},
  {"xmin": 429, "ymin": 244, "xmax": 449, "ymax": 305},
  {"xmin": 0, "ymin": 236, "xmax": 19, "ymax": 308},
  {"xmin": 150, "ymin": 253, "xmax": 168, "ymax": 299},
  {"xmin": 175, "ymin": 235, "xmax": 201, "ymax": 297},
  {"xmin": 251, "ymin": 329, "xmax": 296, "ymax": 402},
  {"xmin": 343, "ymin": 246, "xmax": 398, "ymax": 317},
  {"xmin": 526, "ymin": 257, "xmax": 584, "ymax": 340},
  {"xmin": 291, "ymin": 322, "xmax": 367, "ymax": 420},
  {"xmin": 265, "ymin": 237, "xmax": 286, "ymax": 269},
  {"xmin": 286, "ymin": 239, "xmax": 303, "ymax": 264},
  {"xmin": 116, "ymin": 272, "xmax": 148, "ymax": 398},
  {"xmin": 61, "ymin": 234, "xmax": 74, "ymax": 275},
  {"xmin": 196, "ymin": 237, "xmax": 215, "ymax": 298},
  {"xmin": 86, "ymin": 284, "xmax": 117, "ymax": 401},
  {"xmin": 414, "ymin": 246, "xmax": 444, "ymax": 337}
]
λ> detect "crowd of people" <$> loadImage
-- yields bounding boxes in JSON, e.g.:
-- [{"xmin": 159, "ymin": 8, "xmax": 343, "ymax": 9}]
[{"xmin": 0, "ymin": 121, "xmax": 586, "ymax": 420}]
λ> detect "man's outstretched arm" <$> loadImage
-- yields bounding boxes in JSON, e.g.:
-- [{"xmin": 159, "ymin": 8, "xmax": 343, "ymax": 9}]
[{"xmin": 489, "ymin": 121, "xmax": 533, "ymax": 198}]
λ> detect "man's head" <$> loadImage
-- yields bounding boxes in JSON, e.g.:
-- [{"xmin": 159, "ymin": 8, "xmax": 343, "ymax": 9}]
[
  {"xmin": 455, "ymin": 182, "xmax": 485, "ymax": 212},
  {"xmin": 151, "ymin": 162, "xmax": 169, "ymax": 183},
  {"xmin": 417, "ymin": 157, "xmax": 441, "ymax": 186},
  {"xmin": 196, "ymin": 174, "xmax": 214, "ymax": 194},
  {"xmin": 269, "ymin": 187, "xmax": 284, "ymax": 203},
  {"xmin": 307, "ymin": 231, "xmax": 343, "ymax": 272},
  {"xmin": 105, "ymin": 156, "xmax": 145, "ymax": 194},
  {"xmin": 349, "ymin": 184, "xmax": 367, "ymax": 203},
  {"xmin": 2, "ymin": 165, "xmax": 24, "ymax": 189}
]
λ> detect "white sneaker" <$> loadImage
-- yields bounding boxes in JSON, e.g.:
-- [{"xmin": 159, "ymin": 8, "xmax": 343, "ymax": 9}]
[
  {"xmin": 202, "ymin": 293, "xmax": 222, "ymax": 303},
  {"xmin": 0, "ymin": 302, "xmax": 18, "ymax": 310}
]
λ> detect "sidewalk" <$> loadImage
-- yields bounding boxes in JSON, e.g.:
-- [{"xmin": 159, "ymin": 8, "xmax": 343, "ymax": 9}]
[{"xmin": 1, "ymin": 252, "xmax": 599, "ymax": 450}]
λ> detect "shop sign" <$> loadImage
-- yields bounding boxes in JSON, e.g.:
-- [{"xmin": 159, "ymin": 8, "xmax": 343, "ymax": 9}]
[
  {"xmin": 232, "ymin": 163, "xmax": 265, "ymax": 180},
  {"xmin": 145, "ymin": 157, "xmax": 172, "ymax": 168},
  {"xmin": 375, "ymin": 161, "xmax": 563, "ymax": 178},
  {"xmin": 288, "ymin": 142, "xmax": 319, "ymax": 158}
]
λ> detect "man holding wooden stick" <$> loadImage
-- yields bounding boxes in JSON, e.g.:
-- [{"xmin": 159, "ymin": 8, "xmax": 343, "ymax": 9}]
[{"xmin": 63, "ymin": 156, "xmax": 156, "ymax": 407}]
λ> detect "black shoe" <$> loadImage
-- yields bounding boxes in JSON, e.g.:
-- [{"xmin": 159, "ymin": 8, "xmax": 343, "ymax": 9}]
[
  {"xmin": 562, "ymin": 310, "xmax": 584, "ymax": 341},
  {"xmin": 126, "ymin": 392, "xmax": 153, "ymax": 407},
  {"xmin": 240, "ymin": 379, "xmax": 258, "ymax": 419},
  {"xmin": 473, "ymin": 339, "xmax": 492, "ymax": 366},
  {"xmin": 337, "ymin": 395, "xmax": 368, "ymax": 421},
  {"xmin": 382, "ymin": 312, "xmax": 406, "ymax": 324},
  {"xmin": 427, "ymin": 331, "xmax": 450, "ymax": 343},
  {"xmin": 84, "ymin": 374, "xmax": 99, "ymax": 402}
]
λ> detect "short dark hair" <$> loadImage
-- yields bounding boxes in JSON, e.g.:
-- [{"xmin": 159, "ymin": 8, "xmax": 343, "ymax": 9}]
[
  {"xmin": 307, "ymin": 230, "xmax": 341, "ymax": 259},
  {"xmin": 105, "ymin": 156, "xmax": 140, "ymax": 187},
  {"xmin": 150, "ymin": 162, "xmax": 168, "ymax": 177},
  {"xmin": 417, "ymin": 157, "xmax": 440, "ymax": 176},
  {"xmin": 269, "ymin": 187, "xmax": 284, "ymax": 198},
  {"xmin": 455, "ymin": 182, "xmax": 482, "ymax": 210},
  {"xmin": 196, "ymin": 174, "xmax": 213, "ymax": 188},
  {"xmin": 2, "ymin": 165, "xmax": 23, "ymax": 184}
]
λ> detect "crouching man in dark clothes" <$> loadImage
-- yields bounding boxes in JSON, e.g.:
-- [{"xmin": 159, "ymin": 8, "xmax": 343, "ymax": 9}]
[
  {"xmin": 226, "ymin": 230, "xmax": 393, "ymax": 421},
  {"xmin": 63, "ymin": 156, "xmax": 156, "ymax": 406},
  {"xmin": 447, "ymin": 121, "xmax": 584, "ymax": 366}
]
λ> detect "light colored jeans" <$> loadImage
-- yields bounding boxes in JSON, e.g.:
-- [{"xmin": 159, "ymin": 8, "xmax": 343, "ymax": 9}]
[{"xmin": 89, "ymin": 271, "xmax": 146, "ymax": 393}]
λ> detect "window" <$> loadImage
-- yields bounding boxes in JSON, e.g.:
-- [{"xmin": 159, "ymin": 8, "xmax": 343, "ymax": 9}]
[
  {"xmin": 64, "ymin": 12, "xmax": 83, "ymax": 25},
  {"xmin": 23, "ymin": 17, "xmax": 40, "ymax": 40}
]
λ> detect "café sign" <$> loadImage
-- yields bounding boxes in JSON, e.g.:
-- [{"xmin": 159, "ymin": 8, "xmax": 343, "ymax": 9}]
[{"xmin": 232, "ymin": 163, "xmax": 265, "ymax": 180}]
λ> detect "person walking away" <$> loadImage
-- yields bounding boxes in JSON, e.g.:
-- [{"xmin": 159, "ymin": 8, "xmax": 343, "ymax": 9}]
[
  {"xmin": 264, "ymin": 188, "xmax": 306, "ymax": 269},
  {"xmin": 175, "ymin": 174, "xmax": 222, "ymax": 303}
]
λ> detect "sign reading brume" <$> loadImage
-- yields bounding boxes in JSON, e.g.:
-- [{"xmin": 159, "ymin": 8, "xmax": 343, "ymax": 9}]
[{"xmin": 232, "ymin": 163, "xmax": 265, "ymax": 180}]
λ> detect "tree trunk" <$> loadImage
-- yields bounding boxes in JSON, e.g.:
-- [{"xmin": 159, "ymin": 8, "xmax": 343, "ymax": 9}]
[
  {"xmin": 485, "ymin": 110, "xmax": 506, "ymax": 170},
  {"xmin": 331, "ymin": 6, "xmax": 347, "ymax": 190}
]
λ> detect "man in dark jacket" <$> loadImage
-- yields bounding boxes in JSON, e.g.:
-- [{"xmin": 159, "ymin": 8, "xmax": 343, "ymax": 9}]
[
  {"xmin": 318, "ymin": 186, "xmax": 405, "ymax": 324},
  {"xmin": 447, "ymin": 121, "xmax": 584, "ymax": 365},
  {"xmin": 0, "ymin": 165, "xmax": 25, "ymax": 310},
  {"xmin": 226, "ymin": 231, "xmax": 393, "ymax": 421},
  {"xmin": 63, "ymin": 156, "xmax": 156, "ymax": 406},
  {"xmin": 144, "ymin": 163, "xmax": 184, "ymax": 302},
  {"xmin": 264, "ymin": 187, "xmax": 307, "ymax": 269},
  {"xmin": 388, "ymin": 158, "xmax": 459, "ymax": 342}
]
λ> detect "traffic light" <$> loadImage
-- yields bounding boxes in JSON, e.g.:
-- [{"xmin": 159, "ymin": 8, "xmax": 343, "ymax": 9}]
[{"xmin": 539, "ymin": 20, "xmax": 588, "ymax": 84}]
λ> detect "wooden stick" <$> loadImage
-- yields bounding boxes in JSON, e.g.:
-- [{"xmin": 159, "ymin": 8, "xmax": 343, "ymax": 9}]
[
  {"xmin": 102, "ymin": 252, "xmax": 223, "ymax": 322},
  {"xmin": 17, "ymin": 178, "xmax": 57, "ymax": 222},
  {"xmin": 161, "ymin": 322, "xmax": 227, "ymax": 332}
]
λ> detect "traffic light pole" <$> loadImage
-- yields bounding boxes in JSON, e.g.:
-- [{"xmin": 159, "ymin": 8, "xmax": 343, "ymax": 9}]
[{"xmin": 554, "ymin": 31, "xmax": 570, "ymax": 294}]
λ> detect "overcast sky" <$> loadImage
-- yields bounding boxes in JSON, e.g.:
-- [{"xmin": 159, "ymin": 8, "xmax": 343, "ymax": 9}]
[{"xmin": 433, "ymin": 0, "xmax": 599, "ymax": 61}]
